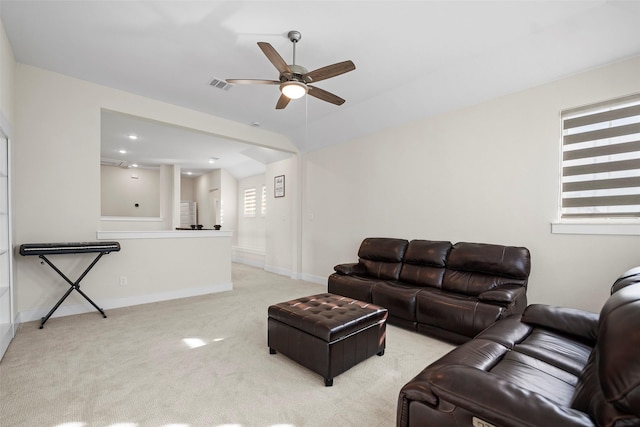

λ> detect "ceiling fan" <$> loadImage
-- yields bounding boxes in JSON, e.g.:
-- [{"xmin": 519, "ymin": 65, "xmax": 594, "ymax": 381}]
[{"xmin": 226, "ymin": 30, "xmax": 356, "ymax": 110}]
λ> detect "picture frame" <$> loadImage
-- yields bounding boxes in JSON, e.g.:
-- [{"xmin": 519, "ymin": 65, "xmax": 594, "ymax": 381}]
[{"xmin": 274, "ymin": 175, "xmax": 285, "ymax": 198}]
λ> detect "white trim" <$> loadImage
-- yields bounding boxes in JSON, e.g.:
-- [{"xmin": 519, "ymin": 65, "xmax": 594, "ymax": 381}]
[
  {"xmin": 97, "ymin": 230, "xmax": 232, "ymax": 239},
  {"xmin": 231, "ymin": 246, "xmax": 265, "ymax": 268},
  {"xmin": 551, "ymin": 221, "xmax": 640, "ymax": 235},
  {"xmin": 0, "ymin": 116, "xmax": 14, "ymax": 361},
  {"xmin": 232, "ymin": 246, "xmax": 264, "ymax": 255},
  {"xmin": 101, "ymin": 216, "xmax": 163, "ymax": 222},
  {"xmin": 0, "ymin": 110, "xmax": 13, "ymax": 139},
  {"xmin": 0, "ymin": 322, "xmax": 13, "ymax": 358},
  {"xmin": 16, "ymin": 281, "xmax": 233, "ymax": 324},
  {"xmin": 232, "ymin": 257, "xmax": 264, "ymax": 269},
  {"xmin": 300, "ymin": 272, "xmax": 327, "ymax": 286},
  {"xmin": 264, "ymin": 264, "xmax": 292, "ymax": 278}
]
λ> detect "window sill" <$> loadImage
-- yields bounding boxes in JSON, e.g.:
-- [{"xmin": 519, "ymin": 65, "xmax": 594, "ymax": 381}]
[{"xmin": 551, "ymin": 221, "xmax": 640, "ymax": 236}]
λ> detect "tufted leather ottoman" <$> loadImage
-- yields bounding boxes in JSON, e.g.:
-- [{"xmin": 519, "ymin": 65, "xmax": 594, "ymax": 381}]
[{"xmin": 268, "ymin": 293, "xmax": 387, "ymax": 386}]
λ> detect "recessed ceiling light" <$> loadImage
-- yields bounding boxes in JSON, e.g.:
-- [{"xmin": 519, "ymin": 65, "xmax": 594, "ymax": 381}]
[
  {"xmin": 251, "ymin": 122, "xmax": 260, "ymax": 127},
  {"xmin": 128, "ymin": 134, "xmax": 138, "ymax": 140},
  {"xmin": 208, "ymin": 157, "xmax": 218, "ymax": 164},
  {"xmin": 119, "ymin": 149, "xmax": 127, "ymax": 154},
  {"xmin": 131, "ymin": 163, "xmax": 138, "ymax": 168},
  {"xmin": 186, "ymin": 171, "xmax": 192, "ymax": 175}
]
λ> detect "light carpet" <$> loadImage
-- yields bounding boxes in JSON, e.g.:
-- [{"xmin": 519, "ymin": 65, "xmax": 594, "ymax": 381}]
[{"xmin": 0, "ymin": 263, "xmax": 454, "ymax": 427}]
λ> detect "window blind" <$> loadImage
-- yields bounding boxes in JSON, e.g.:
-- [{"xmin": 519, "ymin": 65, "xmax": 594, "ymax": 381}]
[
  {"xmin": 243, "ymin": 188, "xmax": 257, "ymax": 217},
  {"xmin": 261, "ymin": 185, "xmax": 266, "ymax": 216},
  {"xmin": 561, "ymin": 94, "xmax": 640, "ymax": 219}
]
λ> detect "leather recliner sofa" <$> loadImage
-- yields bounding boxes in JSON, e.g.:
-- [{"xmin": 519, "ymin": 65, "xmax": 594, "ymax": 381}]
[
  {"xmin": 397, "ymin": 269, "xmax": 640, "ymax": 427},
  {"xmin": 328, "ymin": 237, "xmax": 531, "ymax": 344}
]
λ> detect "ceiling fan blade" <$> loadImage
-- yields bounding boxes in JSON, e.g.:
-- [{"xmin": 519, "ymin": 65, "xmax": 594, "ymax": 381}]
[
  {"xmin": 275, "ymin": 94, "xmax": 291, "ymax": 110},
  {"xmin": 303, "ymin": 60, "xmax": 355, "ymax": 83},
  {"xmin": 307, "ymin": 85, "xmax": 345, "ymax": 106},
  {"xmin": 226, "ymin": 79, "xmax": 279, "ymax": 85},
  {"xmin": 258, "ymin": 42, "xmax": 292, "ymax": 75}
]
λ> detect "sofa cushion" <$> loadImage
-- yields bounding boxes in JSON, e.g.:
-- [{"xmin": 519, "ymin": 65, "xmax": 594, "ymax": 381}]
[
  {"xmin": 372, "ymin": 282, "xmax": 421, "ymax": 322},
  {"xmin": 514, "ymin": 329, "xmax": 592, "ymax": 377},
  {"xmin": 398, "ymin": 240, "xmax": 451, "ymax": 288},
  {"xmin": 490, "ymin": 350, "xmax": 580, "ymax": 405},
  {"xmin": 358, "ymin": 237, "xmax": 409, "ymax": 280},
  {"xmin": 442, "ymin": 242, "xmax": 531, "ymax": 296},
  {"xmin": 416, "ymin": 288, "xmax": 504, "ymax": 338}
]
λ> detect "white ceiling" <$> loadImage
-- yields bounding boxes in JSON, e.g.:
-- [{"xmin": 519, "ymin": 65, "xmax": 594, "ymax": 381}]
[
  {"xmin": 100, "ymin": 109, "xmax": 292, "ymax": 177},
  {"xmin": 2, "ymin": 1, "xmax": 640, "ymax": 178}
]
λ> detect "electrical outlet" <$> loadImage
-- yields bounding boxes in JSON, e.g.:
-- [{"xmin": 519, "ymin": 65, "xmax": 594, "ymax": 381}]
[{"xmin": 119, "ymin": 276, "xmax": 127, "ymax": 286}]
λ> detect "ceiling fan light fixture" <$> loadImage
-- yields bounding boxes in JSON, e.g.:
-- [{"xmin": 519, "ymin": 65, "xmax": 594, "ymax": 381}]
[
  {"xmin": 227, "ymin": 31, "xmax": 354, "ymax": 109},
  {"xmin": 280, "ymin": 81, "xmax": 307, "ymax": 99}
]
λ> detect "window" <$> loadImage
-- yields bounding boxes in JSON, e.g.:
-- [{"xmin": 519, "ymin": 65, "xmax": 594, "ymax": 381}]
[
  {"xmin": 243, "ymin": 188, "xmax": 256, "ymax": 217},
  {"xmin": 560, "ymin": 94, "xmax": 640, "ymax": 221},
  {"xmin": 261, "ymin": 185, "xmax": 267, "ymax": 216}
]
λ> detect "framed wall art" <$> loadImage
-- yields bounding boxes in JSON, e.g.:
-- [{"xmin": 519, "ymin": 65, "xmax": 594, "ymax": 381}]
[{"xmin": 274, "ymin": 175, "xmax": 285, "ymax": 198}]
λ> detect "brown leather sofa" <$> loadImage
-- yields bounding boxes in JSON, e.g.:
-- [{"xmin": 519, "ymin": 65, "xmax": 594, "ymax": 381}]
[
  {"xmin": 328, "ymin": 237, "xmax": 531, "ymax": 343},
  {"xmin": 397, "ymin": 269, "xmax": 640, "ymax": 427}
]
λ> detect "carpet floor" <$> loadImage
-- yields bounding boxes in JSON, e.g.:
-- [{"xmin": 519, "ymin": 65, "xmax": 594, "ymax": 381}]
[{"xmin": 0, "ymin": 263, "xmax": 453, "ymax": 427}]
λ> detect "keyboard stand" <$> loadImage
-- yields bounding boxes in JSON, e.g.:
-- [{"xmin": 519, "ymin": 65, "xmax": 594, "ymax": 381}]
[{"xmin": 19, "ymin": 242, "xmax": 121, "ymax": 328}]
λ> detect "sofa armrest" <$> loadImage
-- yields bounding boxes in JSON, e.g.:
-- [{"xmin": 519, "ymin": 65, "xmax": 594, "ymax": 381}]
[
  {"xmin": 333, "ymin": 262, "xmax": 367, "ymax": 276},
  {"xmin": 478, "ymin": 284, "xmax": 525, "ymax": 304},
  {"xmin": 521, "ymin": 304, "xmax": 598, "ymax": 345},
  {"xmin": 428, "ymin": 365, "xmax": 595, "ymax": 427}
]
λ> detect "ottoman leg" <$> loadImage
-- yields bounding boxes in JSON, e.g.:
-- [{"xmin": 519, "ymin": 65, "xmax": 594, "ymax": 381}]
[
  {"xmin": 377, "ymin": 349, "xmax": 385, "ymax": 356},
  {"xmin": 324, "ymin": 377, "xmax": 333, "ymax": 387},
  {"xmin": 269, "ymin": 348, "xmax": 277, "ymax": 354}
]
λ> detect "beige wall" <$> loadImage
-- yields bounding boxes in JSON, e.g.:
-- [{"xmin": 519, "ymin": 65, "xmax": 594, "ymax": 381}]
[
  {"xmin": 220, "ymin": 168, "xmax": 238, "ymax": 239},
  {"xmin": 13, "ymin": 64, "xmax": 295, "ymax": 317},
  {"xmin": 236, "ymin": 174, "xmax": 266, "ymax": 251},
  {"xmin": 9, "ymin": 25, "xmax": 640, "ymax": 318},
  {"xmin": 180, "ymin": 176, "xmax": 196, "ymax": 202},
  {"xmin": 194, "ymin": 170, "xmax": 220, "ymax": 228},
  {"xmin": 266, "ymin": 157, "xmax": 298, "ymax": 277},
  {"xmin": 101, "ymin": 165, "xmax": 160, "ymax": 217},
  {"xmin": 0, "ymin": 20, "xmax": 14, "ymax": 129},
  {"xmin": 303, "ymin": 55, "xmax": 640, "ymax": 313}
]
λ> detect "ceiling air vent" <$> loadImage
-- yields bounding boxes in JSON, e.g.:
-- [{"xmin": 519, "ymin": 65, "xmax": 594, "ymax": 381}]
[{"xmin": 209, "ymin": 77, "xmax": 233, "ymax": 91}]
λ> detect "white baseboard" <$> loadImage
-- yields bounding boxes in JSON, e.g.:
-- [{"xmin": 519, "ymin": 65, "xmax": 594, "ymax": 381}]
[
  {"xmin": 301, "ymin": 273, "xmax": 328, "ymax": 286},
  {"xmin": 0, "ymin": 322, "xmax": 15, "ymax": 359},
  {"xmin": 231, "ymin": 246, "xmax": 265, "ymax": 268},
  {"xmin": 264, "ymin": 264, "xmax": 292, "ymax": 278},
  {"xmin": 232, "ymin": 257, "xmax": 264, "ymax": 268},
  {"xmin": 264, "ymin": 268, "xmax": 327, "ymax": 285},
  {"xmin": 17, "ymin": 282, "xmax": 233, "ymax": 324}
]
